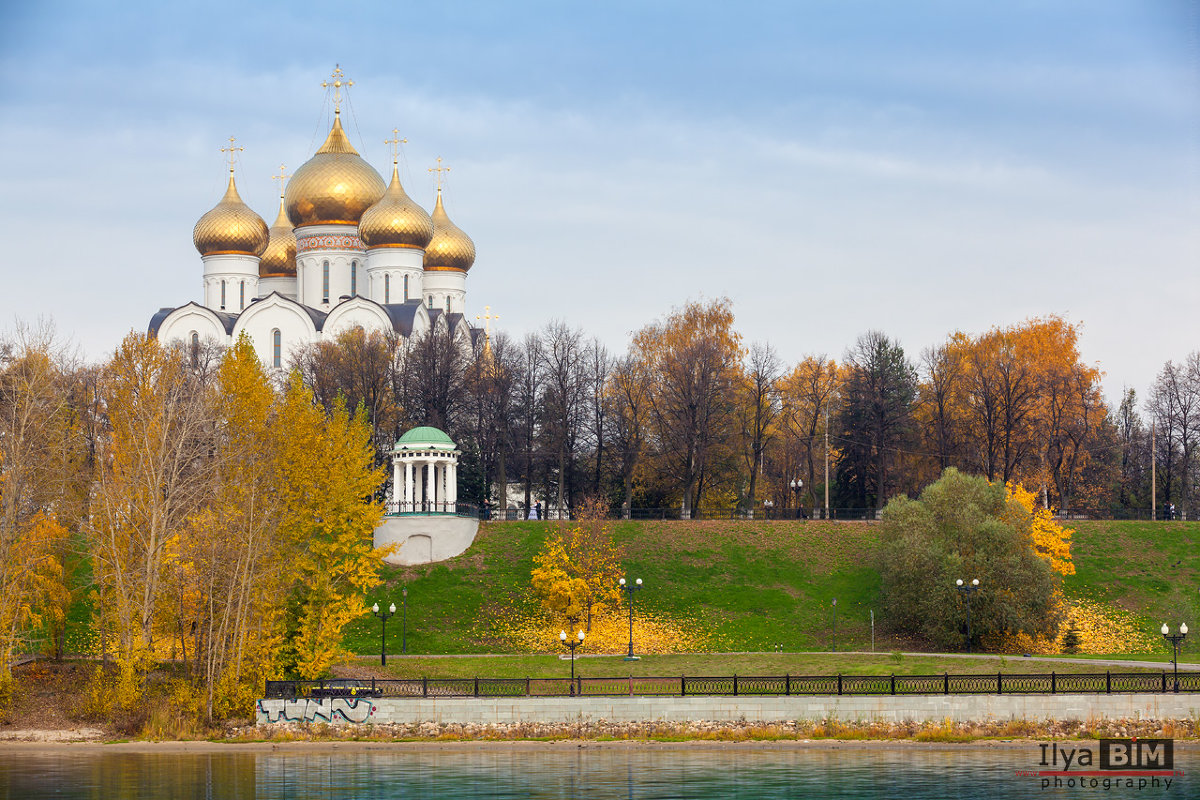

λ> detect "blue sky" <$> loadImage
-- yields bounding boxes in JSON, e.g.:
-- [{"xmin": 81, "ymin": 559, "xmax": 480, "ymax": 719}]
[{"xmin": 0, "ymin": 0, "xmax": 1196, "ymax": 400}]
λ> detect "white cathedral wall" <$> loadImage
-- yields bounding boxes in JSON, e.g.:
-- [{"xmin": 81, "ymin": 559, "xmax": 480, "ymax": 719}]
[
  {"xmin": 322, "ymin": 300, "xmax": 395, "ymax": 340},
  {"xmin": 295, "ymin": 225, "xmax": 367, "ymax": 310},
  {"xmin": 201, "ymin": 254, "xmax": 260, "ymax": 313},
  {"xmin": 232, "ymin": 300, "xmax": 318, "ymax": 367},
  {"xmin": 421, "ymin": 269, "xmax": 467, "ymax": 314},
  {"xmin": 365, "ymin": 246, "xmax": 424, "ymax": 305},
  {"xmin": 258, "ymin": 276, "xmax": 297, "ymax": 300},
  {"xmin": 157, "ymin": 307, "xmax": 228, "ymax": 347}
]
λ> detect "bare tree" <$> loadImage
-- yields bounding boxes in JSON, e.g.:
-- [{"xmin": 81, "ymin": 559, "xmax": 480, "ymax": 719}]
[{"xmin": 738, "ymin": 342, "xmax": 780, "ymax": 517}]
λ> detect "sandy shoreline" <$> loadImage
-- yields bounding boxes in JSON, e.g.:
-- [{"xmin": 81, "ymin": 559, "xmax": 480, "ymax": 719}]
[{"xmin": 1, "ymin": 739, "xmax": 1198, "ymax": 754}]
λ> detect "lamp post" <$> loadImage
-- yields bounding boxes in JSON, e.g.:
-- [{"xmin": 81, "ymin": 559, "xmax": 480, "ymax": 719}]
[
  {"xmin": 790, "ymin": 478, "xmax": 803, "ymax": 519},
  {"xmin": 1161, "ymin": 623, "xmax": 1188, "ymax": 692},
  {"xmin": 619, "ymin": 577, "xmax": 643, "ymax": 660},
  {"xmin": 560, "ymin": 629, "xmax": 585, "ymax": 694},
  {"xmin": 371, "ymin": 601, "xmax": 397, "ymax": 666},
  {"xmin": 956, "ymin": 579, "xmax": 980, "ymax": 654},
  {"xmin": 401, "ymin": 587, "xmax": 408, "ymax": 654},
  {"xmin": 831, "ymin": 597, "xmax": 837, "ymax": 653}
]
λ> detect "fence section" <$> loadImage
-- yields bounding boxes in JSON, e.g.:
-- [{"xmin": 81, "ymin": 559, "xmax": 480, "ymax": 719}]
[{"xmin": 265, "ymin": 671, "xmax": 1200, "ymax": 699}]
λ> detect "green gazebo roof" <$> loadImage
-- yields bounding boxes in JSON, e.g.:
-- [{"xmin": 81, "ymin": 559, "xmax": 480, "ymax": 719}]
[{"xmin": 393, "ymin": 426, "xmax": 457, "ymax": 451}]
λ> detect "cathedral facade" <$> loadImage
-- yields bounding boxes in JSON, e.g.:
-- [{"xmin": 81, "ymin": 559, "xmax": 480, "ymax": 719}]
[{"xmin": 150, "ymin": 71, "xmax": 480, "ymax": 365}]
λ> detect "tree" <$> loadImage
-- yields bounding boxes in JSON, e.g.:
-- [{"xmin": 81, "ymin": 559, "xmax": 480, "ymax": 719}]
[
  {"xmin": 837, "ymin": 331, "xmax": 917, "ymax": 511},
  {"xmin": 633, "ymin": 299, "xmax": 744, "ymax": 518},
  {"xmin": 737, "ymin": 343, "xmax": 780, "ymax": 517},
  {"xmin": 0, "ymin": 327, "xmax": 84, "ymax": 693},
  {"xmin": 88, "ymin": 333, "xmax": 216, "ymax": 694},
  {"xmin": 776, "ymin": 354, "xmax": 838, "ymax": 515},
  {"xmin": 529, "ymin": 497, "xmax": 623, "ymax": 630},
  {"xmin": 878, "ymin": 468, "xmax": 1062, "ymax": 650},
  {"xmin": 607, "ymin": 354, "xmax": 649, "ymax": 519}
]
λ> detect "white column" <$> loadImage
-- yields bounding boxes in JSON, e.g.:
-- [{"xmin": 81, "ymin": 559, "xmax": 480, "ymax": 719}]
[
  {"xmin": 404, "ymin": 459, "xmax": 413, "ymax": 511},
  {"xmin": 415, "ymin": 461, "xmax": 424, "ymax": 510},
  {"xmin": 448, "ymin": 461, "xmax": 457, "ymax": 506},
  {"xmin": 392, "ymin": 457, "xmax": 400, "ymax": 510}
]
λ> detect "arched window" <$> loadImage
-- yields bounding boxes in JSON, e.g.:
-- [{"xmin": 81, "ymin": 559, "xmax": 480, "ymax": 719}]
[
  {"xmin": 384, "ymin": 273, "xmax": 391, "ymax": 304},
  {"xmin": 190, "ymin": 332, "xmax": 199, "ymax": 366},
  {"xmin": 428, "ymin": 296, "xmax": 433, "ymax": 309},
  {"xmin": 322, "ymin": 260, "xmax": 330, "ymax": 303},
  {"xmin": 272, "ymin": 329, "xmax": 282, "ymax": 368},
  {"xmin": 446, "ymin": 296, "xmax": 451, "ymax": 313},
  {"xmin": 239, "ymin": 280, "xmax": 245, "ymax": 310},
  {"xmin": 350, "ymin": 260, "xmax": 357, "ymax": 297},
  {"xmin": 220, "ymin": 280, "xmax": 226, "ymax": 310},
  {"xmin": 403, "ymin": 274, "xmax": 409, "ymax": 302}
]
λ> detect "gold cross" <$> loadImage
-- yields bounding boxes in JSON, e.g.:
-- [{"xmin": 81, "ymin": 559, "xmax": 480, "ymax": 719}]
[
  {"xmin": 272, "ymin": 164, "xmax": 290, "ymax": 196},
  {"xmin": 384, "ymin": 129, "xmax": 407, "ymax": 166},
  {"xmin": 476, "ymin": 305, "xmax": 499, "ymax": 334},
  {"xmin": 429, "ymin": 157, "xmax": 450, "ymax": 191},
  {"xmin": 321, "ymin": 64, "xmax": 353, "ymax": 113},
  {"xmin": 220, "ymin": 136, "xmax": 243, "ymax": 174}
]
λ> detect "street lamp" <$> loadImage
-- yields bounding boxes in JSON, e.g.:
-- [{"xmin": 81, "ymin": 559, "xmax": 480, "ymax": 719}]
[
  {"xmin": 619, "ymin": 577, "xmax": 643, "ymax": 661},
  {"xmin": 790, "ymin": 478, "xmax": 803, "ymax": 519},
  {"xmin": 560, "ymin": 629, "xmax": 585, "ymax": 694},
  {"xmin": 956, "ymin": 579, "xmax": 980, "ymax": 654},
  {"xmin": 1161, "ymin": 623, "xmax": 1188, "ymax": 692},
  {"xmin": 831, "ymin": 597, "xmax": 837, "ymax": 653},
  {"xmin": 371, "ymin": 601, "xmax": 397, "ymax": 666},
  {"xmin": 401, "ymin": 587, "xmax": 408, "ymax": 654}
]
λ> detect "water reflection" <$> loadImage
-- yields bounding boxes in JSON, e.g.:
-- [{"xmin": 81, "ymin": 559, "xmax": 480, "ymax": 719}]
[{"xmin": 0, "ymin": 746, "xmax": 1189, "ymax": 799}]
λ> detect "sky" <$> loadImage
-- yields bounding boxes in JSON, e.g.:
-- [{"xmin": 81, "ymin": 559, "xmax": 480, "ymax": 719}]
[{"xmin": 0, "ymin": 0, "xmax": 1196, "ymax": 402}]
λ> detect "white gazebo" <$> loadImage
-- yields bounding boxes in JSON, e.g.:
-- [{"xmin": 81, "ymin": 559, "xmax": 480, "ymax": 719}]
[
  {"xmin": 390, "ymin": 426, "xmax": 459, "ymax": 514},
  {"xmin": 375, "ymin": 426, "xmax": 478, "ymax": 566}
]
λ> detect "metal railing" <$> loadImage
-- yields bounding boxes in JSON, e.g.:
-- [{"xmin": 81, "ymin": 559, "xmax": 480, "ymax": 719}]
[
  {"xmin": 383, "ymin": 501, "xmax": 479, "ymax": 518},
  {"xmin": 265, "ymin": 671, "xmax": 1200, "ymax": 699}
]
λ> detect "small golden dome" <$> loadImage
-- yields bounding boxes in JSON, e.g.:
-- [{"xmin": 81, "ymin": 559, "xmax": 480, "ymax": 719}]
[
  {"xmin": 285, "ymin": 115, "xmax": 386, "ymax": 228},
  {"xmin": 259, "ymin": 197, "xmax": 297, "ymax": 277},
  {"xmin": 359, "ymin": 164, "xmax": 433, "ymax": 249},
  {"xmin": 193, "ymin": 174, "xmax": 269, "ymax": 257},
  {"xmin": 423, "ymin": 190, "xmax": 476, "ymax": 272}
]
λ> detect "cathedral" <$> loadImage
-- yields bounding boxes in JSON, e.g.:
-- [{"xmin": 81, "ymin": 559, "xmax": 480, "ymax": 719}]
[{"xmin": 149, "ymin": 67, "xmax": 482, "ymax": 365}]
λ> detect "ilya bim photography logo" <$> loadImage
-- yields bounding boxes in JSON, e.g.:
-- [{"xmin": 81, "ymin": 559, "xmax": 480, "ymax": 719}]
[{"xmin": 1016, "ymin": 739, "xmax": 1183, "ymax": 791}]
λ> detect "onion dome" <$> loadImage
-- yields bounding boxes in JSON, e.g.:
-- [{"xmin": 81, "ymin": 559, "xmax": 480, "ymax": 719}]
[
  {"xmin": 423, "ymin": 190, "xmax": 476, "ymax": 272},
  {"xmin": 193, "ymin": 174, "xmax": 269, "ymax": 257},
  {"xmin": 284, "ymin": 114, "xmax": 385, "ymax": 228},
  {"xmin": 359, "ymin": 164, "xmax": 434, "ymax": 249},
  {"xmin": 259, "ymin": 197, "xmax": 297, "ymax": 277}
]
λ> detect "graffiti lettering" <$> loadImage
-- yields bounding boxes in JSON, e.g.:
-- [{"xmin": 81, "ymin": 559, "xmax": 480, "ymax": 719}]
[{"xmin": 256, "ymin": 697, "xmax": 375, "ymax": 724}]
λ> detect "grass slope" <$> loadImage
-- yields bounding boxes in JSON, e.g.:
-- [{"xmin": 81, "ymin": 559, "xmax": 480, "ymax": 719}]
[{"xmin": 343, "ymin": 519, "xmax": 1200, "ymax": 659}]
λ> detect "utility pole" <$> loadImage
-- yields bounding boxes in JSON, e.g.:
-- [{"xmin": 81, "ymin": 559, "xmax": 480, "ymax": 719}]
[
  {"xmin": 824, "ymin": 405, "xmax": 830, "ymax": 519},
  {"xmin": 1152, "ymin": 422, "xmax": 1157, "ymax": 521}
]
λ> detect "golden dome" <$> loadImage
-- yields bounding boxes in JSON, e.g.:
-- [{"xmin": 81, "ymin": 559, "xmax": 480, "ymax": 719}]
[
  {"xmin": 285, "ymin": 115, "xmax": 385, "ymax": 228},
  {"xmin": 358, "ymin": 164, "xmax": 433, "ymax": 249},
  {"xmin": 423, "ymin": 190, "xmax": 476, "ymax": 272},
  {"xmin": 259, "ymin": 196, "xmax": 297, "ymax": 277},
  {"xmin": 193, "ymin": 174, "xmax": 269, "ymax": 257}
]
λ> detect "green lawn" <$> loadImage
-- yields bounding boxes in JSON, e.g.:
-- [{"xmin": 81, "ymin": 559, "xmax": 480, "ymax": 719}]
[
  {"xmin": 341, "ymin": 519, "xmax": 1200, "ymax": 659},
  {"xmin": 341, "ymin": 652, "xmax": 1178, "ymax": 680}
]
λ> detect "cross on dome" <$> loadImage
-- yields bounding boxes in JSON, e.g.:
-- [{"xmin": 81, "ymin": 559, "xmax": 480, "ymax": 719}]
[
  {"xmin": 384, "ymin": 129, "xmax": 407, "ymax": 166},
  {"xmin": 220, "ymin": 136, "xmax": 243, "ymax": 175},
  {"xmin": 429, "ymin": 157, "xmax": 450, "ymax": 192},
  {"xmin": 272, "ymin": 164, "xmax": 290, "ymax": 197},
  {"xmin": 322, "ymin": 65, "xmax": 353, "ymax": 114}
]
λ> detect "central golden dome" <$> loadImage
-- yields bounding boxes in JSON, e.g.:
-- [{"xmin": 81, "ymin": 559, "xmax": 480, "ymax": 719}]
[
  {"xmin": 193, "ymin": 174, "xmax": 269, "ymax": 257},
  {"xmin": 260, "ymin": 197, "xmax": 297, "ymax": 277},
  {"xmin": 359, "ymin": 164, "xmax": 433, "ymax": 249},
  {"xmin": 285, "ymin": 115, "xmax": 385, "ymax": 228}
]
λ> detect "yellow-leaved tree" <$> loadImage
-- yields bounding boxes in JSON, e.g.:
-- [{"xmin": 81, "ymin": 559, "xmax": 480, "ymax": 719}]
[
  {"xmin": 1004, "ymin": 482, "xmax": 1075, "ymax": 576},
  {"xmin": 276, "ymin": 376, "xmax": 387, "ymax": 679},
  {"xmin": 530, "ymin": 497, "xmax": 623, "ymax": 631}
]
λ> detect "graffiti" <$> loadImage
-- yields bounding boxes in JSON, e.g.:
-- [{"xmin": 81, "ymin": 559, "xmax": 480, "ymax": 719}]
[{"xmin": 257, "ymin": 697, "xmax": 375, "ymax": 724}]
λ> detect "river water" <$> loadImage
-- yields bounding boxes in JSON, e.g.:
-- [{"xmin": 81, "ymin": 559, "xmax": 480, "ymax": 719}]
[{"xmin": 0, "ymin": 745, "xmax": 1190, "ymax": 798}]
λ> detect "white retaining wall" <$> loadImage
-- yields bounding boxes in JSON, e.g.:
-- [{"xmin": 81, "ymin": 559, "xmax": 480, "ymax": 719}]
[{"xmin": 257, "ymin": 694, "xmax": 1200, "ymax": 726}]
